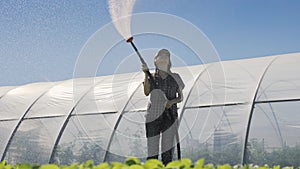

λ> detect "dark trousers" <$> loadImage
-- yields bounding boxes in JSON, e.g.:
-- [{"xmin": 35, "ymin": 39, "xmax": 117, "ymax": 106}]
[{"xmin": 145, "ymin": 112, "xmax": 177, "ymax": 165}]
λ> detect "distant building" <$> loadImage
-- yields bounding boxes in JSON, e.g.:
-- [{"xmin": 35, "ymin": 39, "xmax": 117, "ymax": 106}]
[{"xmin": 213, "ymin": 128, "xmax": 238, "ymax": 153}]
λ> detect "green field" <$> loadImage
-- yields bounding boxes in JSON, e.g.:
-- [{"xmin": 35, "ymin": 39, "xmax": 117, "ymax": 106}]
[{"xmin": 0, "ymin": 157, "xmax": 297, "ymax": 169}]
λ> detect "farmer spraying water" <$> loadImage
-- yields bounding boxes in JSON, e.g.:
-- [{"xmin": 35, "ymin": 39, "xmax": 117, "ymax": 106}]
[
  {"xmin": 108, "ymin": 0, "xmax": 184, "ymax": 164},
  {"xmin": 142, "ymin": 49, "xmax": 184, "ymax": 164}
]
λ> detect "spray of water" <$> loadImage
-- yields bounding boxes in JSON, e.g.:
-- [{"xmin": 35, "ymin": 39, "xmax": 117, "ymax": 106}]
[{"xmin": 108, "ymin": 0, "xmax": 136, "ymax": 40}]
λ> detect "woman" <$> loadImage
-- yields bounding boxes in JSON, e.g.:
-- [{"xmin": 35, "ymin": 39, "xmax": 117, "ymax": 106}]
[{"xmin": 142, "ymin": 49, "xmax": 184, "ymax": 165}]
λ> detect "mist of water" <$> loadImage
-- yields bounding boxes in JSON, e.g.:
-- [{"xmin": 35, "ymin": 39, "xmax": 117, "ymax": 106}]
[{"xmin": 108, "ymin": 0, "xmax": 136, "ymax": 40}]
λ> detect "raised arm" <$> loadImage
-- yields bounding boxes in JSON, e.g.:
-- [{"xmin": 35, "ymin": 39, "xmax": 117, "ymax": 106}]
[{"xmin": 142, "ymin": 64, "xmax": 151, "ymax": 96}]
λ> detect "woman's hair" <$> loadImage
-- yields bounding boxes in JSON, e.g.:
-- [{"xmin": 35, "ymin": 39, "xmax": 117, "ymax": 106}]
[{"xmin": 154, "ymin": 49, "xmax": 172, "ymax": 72}]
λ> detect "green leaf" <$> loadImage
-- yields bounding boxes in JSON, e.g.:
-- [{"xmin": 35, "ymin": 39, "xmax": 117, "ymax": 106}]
[
  {"xmin": 203, "ymin": 163, "xmax": 214, "ymax": 169},
  {"xmin": 4, "ymin": 164, "xmax": 13, "ymax": 169},
  {"xmin": 180, "ymin": 158, "xmax": 192, "ymax": 169},
  {"xmin": 125, "ymin": 157, "xmax": 140, "ymax": 166},
  {"xmin": 194, "ymin": 159, "xmax": 205, "ymax": 169},
  {"xmin": 15, "ymin": 163, "xmax": 32, "ymax": 169},
  {"xmin": 0, "ymin": 163, "xmax": 5, "ymax": 168},
  {"xmin": 79, "ymin": 163, "xmax": 85, "ymax": 169},
  {"xmin": 129, "ymin": 165, "xmax": 144, "ymax": 169},
  {"xmin": 217, "ymin": 164, "xmax": 232, "ymax": 169},
  {"xmin": 0, "ymin": 160, "xmax": 7, "ymax": 166},
  {"xmin": 60, "ymin": 163, "xmax": 79, "ymax": 169},
  {"xmin": 32, "ymin": 164, "xmax": 40, "ymax": 169},
  {"xmin": 143, "ymin": 159, "xmax": 164, "ymax": 169},
  {"xmin": 86, "ymin": 160, "xmax": 94, "ymax": 169},
  {"xmin": 111, "ymin": 162, "xmax": 124, "ymax": 169},
  {"xmin": 166, "ymin": 160, "xmax": 183, "ymax": 169},
  {"xmin": 232, "ymin": 164, "xmax": 243, "ymax": 169},
  {"xmin": 94, "ymin": 162, "xmax": 111, "ymax": 169},
  {"xmin": 39, "ymin": 164, "xmax": 60, "ymax": 169},
  {"xmin": 70, "ymin": 163, "xmax": 79, "ymax": 169}
]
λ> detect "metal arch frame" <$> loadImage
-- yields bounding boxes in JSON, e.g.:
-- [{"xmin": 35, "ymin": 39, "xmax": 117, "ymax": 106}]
[
  {"xmin": 238, "ymin": 63, "xmax": 284, "ymax": 148},
  {"xmin": 258, "ymin": 94, "xmax": 284, "ymax": 147},
  {"xmin": 255, "ymin": 98, "xmax": 300, "ymax": 104},
  {"xmin": 255, "ymin": 104, "xmax": 283, "ymax": 144},
  {"xmin": 176, "ymin": 67, "xmax": 208, "ymax": 142},
  {"xmin": 103, "ymin": 81, "xmax": 143, "ymax": 161},
  {"xmin": 241, "ymin": 57, "xmax": 278, "ymax": 165},
  {"xmin": 1, "ymin": 82, "xmax": 58, "ymax": 161},
  {"xmin": 227, "ymin": 63, "xmax": 285, "ymax": 154},
  {"xmin": 189, "ymin": 97, "xmax": 300, "ymax": 147},
  {"xmin": 174, "ymin": 65, "xmax": 217, "ymax": 158},
  {"xmin": 256, "ymin": 79, "xmax": 300, "ymax": 145},
  {"xmin": 178, "ymin": 64, "xmax": 235, "ymax": 142},
  {"xmin": 178, "ymin": 65, "xmax": 212, "ymax": 123},
  {"xmin": 191, "ymin": 103, "xmax": 239, "ymax": 147},
  {"xmin": 252, "ymin": 98, "xmax": 300, "ymax": 143},
  {"xmin": 48, "ymin": 77, "xmax": 111, "ymax": 163}
]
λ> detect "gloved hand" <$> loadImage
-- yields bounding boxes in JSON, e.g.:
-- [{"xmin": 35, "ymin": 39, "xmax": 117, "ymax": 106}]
[
  {"xmin": 142, "ymin": 63, "xmax": 149, "ymax": 73},
  {"xmin": 166, "ymin": 100, "xmax": 174, "ymax": 109}
]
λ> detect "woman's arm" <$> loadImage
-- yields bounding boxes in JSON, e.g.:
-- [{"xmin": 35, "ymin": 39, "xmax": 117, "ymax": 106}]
[
  {"xmin": 166, "ymin": 88, "xmax": 183, "ymax": 109},
  {"xmin": 142, "ymin": 64, "xmax": 151, "ymax": 96}
]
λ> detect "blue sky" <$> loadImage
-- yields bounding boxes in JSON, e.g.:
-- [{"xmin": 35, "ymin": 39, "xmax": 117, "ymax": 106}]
[{"xmin": 1, "ymin": 0, "xmax": 300, "ymax": 86}]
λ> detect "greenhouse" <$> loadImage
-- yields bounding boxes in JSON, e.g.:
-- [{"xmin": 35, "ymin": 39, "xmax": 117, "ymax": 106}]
[{"xmin": 0, "ymin": 52, "xmax": 300, "ymax": 166}]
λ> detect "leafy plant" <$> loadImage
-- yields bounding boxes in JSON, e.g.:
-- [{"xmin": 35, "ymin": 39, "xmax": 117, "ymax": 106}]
[{"xmin": 0, "ymin": 157, "xmax": 298, "ymax": 169}]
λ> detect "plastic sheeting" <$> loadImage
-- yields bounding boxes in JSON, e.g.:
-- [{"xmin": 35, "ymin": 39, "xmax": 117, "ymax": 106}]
[{"xmin": 0, "ymin": 52, "xmax": 300, "ymax": 165}]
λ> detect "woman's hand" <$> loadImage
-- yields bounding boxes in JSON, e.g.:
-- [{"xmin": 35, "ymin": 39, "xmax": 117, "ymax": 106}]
[
  {"xmin": 142, "ymin": 64, "xmax": 149, "ymax": 74},
  {"xmin": 165, "ymin": 100, "xmax": 175, "ymax": 109},
  {"xmin": 165, "ymin": 89, "xmax": 183, "ymax": 109}
]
